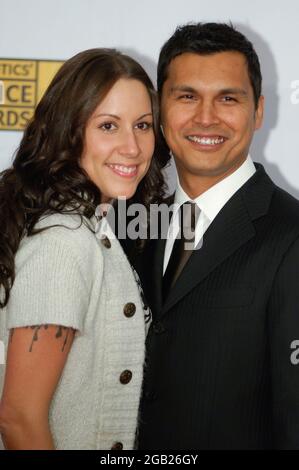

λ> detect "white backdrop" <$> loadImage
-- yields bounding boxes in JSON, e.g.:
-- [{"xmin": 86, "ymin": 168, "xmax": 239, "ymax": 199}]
[{"xmin": 0, "ymin": 0, "xmax": 298, "ymax": 197}]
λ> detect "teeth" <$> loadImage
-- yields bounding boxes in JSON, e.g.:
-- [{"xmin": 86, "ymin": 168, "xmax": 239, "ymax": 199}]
[
  {"xmin": 109, "ymin": 164, "xmax": 137, "ymax": 174},
  {"xmin": 188, "ymin": 136, "xmax": 225, "ymax": 145}
]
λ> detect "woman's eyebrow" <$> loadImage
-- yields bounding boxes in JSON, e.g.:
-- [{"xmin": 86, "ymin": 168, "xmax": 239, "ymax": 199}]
[
  {"xmin": 93, "ymin": 113, "xmax": 121, "ymax": 120},
  {"xmin": 93, "ymin": 112, "xmax": 153, "ymax": 120},
  {"xmin": 137, "ymin": 112, "xmax": 153, "ymax": 120}
]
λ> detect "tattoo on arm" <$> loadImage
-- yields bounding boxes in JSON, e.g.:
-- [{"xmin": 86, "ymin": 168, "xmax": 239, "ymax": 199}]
[
  {"xmin": 9, "ymin": 329, "xmax": 15, "ymax": 343},
  {"xmin": 55, "ymin": 326, "xmax": 72, "ymax": 352},
  {"xmin": 10, "ymin": 325, "xmax": 75, "ymax": 352}
]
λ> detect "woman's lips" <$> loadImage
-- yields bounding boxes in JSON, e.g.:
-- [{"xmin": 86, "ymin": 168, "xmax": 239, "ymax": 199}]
[{"xmin": 107, "ymin": 164, "xmax": 138, "ymax": 178}]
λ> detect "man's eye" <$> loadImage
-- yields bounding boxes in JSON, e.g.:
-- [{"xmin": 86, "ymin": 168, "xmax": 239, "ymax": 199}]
[
  {"xmin": 179, "ymin": 94, "xmax": 195, "ymax": 100},
  {"xmin": 135, "ymin": 122, "xmax": 153, "ymax": 130},
  {"xmin": 222, "ymin": 96, "xmax": 237, "ymax": 102}
]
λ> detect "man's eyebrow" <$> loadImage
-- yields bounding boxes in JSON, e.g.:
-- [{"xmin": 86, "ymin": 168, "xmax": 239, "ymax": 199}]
[
  {"xmin": 219, "ymin": 87, "xmax": 248, "ymax": 96},
  {"xmin": 170, "ymin": 85, "xmax": 197, "ymax": 94},
  {"xmin": 169, "ymin": 86, "xmax": 248, "ymax": 96}
]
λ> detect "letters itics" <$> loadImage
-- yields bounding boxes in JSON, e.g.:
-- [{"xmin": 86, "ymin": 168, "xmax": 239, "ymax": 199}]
[{"xmin": 0, "ymin": 58, "xmax": 63, "ymax": 131}]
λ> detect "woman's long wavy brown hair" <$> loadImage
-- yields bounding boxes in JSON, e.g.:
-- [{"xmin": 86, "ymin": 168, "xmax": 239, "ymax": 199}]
[{"xmin": 0, "ymin": 48, "xmax": 170, "ymax": 308}]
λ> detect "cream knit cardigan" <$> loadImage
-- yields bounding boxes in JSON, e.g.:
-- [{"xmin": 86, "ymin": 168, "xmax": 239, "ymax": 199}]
[{"xmin": 0, "ymin": 212, "xmax": 147, "ymax": 450}]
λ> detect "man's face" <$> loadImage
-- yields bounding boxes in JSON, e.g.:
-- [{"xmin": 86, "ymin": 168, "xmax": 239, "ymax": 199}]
[{"xmin": 160, "ymin": 51, "xmax": 264, "ymax": 195}]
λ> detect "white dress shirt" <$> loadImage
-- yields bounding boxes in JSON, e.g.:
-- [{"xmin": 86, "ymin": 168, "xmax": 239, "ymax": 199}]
[{"xmin": 163, "ymin": 156, "xmax": 256, "ymax": 274}]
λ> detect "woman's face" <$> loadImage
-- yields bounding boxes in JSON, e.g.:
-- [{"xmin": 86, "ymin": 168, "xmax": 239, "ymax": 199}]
[{"xmin": 81, "ymin": 78, "xmax": 155, "ymax": 203}]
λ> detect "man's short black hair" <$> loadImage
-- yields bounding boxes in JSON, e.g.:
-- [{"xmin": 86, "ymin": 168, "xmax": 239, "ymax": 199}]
[{"xmin": 157, "ymin": 22, "xmax": 262, "ymax": 108}]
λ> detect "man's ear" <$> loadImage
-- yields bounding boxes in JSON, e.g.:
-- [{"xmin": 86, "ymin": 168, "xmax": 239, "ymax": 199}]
[{"xmin": 254, "ymin": 95, "xmax": 264, "ymax": 130}]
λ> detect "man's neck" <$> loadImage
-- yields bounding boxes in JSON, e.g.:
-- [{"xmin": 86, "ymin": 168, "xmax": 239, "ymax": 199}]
[{"xmin": 178, "ymin": 158, "xmax": 247, "ymax": 199}]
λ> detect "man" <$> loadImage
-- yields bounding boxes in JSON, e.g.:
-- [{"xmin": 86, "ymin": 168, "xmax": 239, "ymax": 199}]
[{"xmin": 127, "ymin": 23, "xmax": 299, "ymax": 449}]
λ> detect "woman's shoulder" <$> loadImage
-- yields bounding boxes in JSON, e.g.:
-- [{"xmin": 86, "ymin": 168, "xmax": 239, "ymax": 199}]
[
  {"xmin": 18, "ymin": 212, "xmax": 101, "ymax": 266},
  {"xmin": 34, "ymin": 212, "xmax": 97, "ymax": 243},
  {"xmin": 36, "ymin": 211, "xmax": 88, "ymax": 231}
]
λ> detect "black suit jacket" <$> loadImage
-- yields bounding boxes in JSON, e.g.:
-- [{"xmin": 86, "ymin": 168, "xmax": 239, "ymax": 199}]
[{"xmin": 122, "ymin": 164, "xmax": 299, "ymax": 449}]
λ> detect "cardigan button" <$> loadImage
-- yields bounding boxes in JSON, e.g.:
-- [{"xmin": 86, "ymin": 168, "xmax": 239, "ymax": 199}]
[
  {"xmin": 111, "ymin": 442, "xmax": 123, "ymax": 450},
  {"xmin": 101, "ymin": 236, "xmax": 111, "ymax": 249},
  {"xmin": 120, "ymin": 370, "xmax": 132, "ymax": 384},
  {"xmin": 123, "ymin": 302, "xmax": 136, "ymax": 318}
]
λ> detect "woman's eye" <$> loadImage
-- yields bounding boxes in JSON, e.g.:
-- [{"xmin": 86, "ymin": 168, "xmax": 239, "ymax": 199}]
[
  {"xmin": 99, "ymin": 122, "xmax": 116, "ymax": 131},
  {"xmin": 135, "ymin": 122, "xmax": 153, "ymax": 130}
]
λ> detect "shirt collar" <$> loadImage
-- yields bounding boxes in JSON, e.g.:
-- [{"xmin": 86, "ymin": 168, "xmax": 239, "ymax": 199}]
[{"xmin": 174, "ymin": 155, "xmax": 256, "ymax": 223}]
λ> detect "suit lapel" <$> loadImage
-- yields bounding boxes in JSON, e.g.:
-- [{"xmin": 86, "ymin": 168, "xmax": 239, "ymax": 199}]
[
  {"xmin": 139, "ymin": 196, "xmax": 174, "ymax": 318},
  {"xmin": 147, "ymin": 237, "xmax": 166, "ymax": 318},
  {"xmin": 162, "ymin": 164, "xmax": 275, "ymax": 316},
  {"xmin": 162, "ymin": 191, "xmax": 255, "ymax": 314}
]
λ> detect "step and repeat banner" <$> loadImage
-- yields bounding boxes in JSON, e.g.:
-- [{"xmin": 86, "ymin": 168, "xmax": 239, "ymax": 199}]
[
  {"xmin": 0, "ymin": 59, "xmax": 63, "ymax": 131},
  {"xmin": 0, "ymin": 0, "xmax": 298, "ymax": 195}
]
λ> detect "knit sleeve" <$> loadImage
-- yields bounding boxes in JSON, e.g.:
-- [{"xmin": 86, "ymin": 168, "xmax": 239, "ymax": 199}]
[{"xmin": 6, "ymin": 230, "xmax": 92, "ymax": 334}]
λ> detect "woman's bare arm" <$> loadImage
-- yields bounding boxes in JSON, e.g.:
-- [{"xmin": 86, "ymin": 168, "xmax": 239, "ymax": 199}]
[{"xmin": 0, "ymin": 325, "xmax": 75, "ymax": 450}]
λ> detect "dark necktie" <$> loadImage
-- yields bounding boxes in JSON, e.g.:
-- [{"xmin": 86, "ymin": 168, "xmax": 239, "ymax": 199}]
[{"xmin": 162, "ymin": 201, "xmax": 200, "ymax": 302}]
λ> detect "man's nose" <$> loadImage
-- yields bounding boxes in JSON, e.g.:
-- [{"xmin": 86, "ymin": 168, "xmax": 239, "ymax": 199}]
[{"xmin": 192, "ymin": 100, "xmax": 220, "ymax": 127}]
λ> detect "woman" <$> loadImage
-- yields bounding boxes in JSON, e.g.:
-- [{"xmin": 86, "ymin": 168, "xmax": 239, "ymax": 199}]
[{"xmin": 0, "ymin": 48, "xmax": 169, "ymax": 450}]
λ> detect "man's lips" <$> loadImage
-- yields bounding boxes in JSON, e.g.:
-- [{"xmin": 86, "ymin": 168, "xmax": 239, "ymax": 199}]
[
  {"xmin": 186, "ymin": 134, "xmax": 227, "ymax": 146},
  {"xmin": 107, "ymin": 163, "xmax": 138, "ymax": 178}
]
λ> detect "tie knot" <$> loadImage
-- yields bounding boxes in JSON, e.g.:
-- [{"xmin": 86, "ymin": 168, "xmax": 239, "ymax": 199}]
[{"xmin": 180, "ymin": 201, "xmax": 200, "ymax": 232}]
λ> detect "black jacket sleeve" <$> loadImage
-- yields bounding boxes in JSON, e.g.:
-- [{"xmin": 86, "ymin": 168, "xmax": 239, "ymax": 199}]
[{"xmin": 268, "ymin": 236, "xmax": 299, "ymax": 449}]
